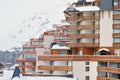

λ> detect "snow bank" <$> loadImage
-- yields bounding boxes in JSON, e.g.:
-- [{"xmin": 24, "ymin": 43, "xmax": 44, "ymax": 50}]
[{"xmin": 0, "ymin": 69, "xmax": 76, "ymax": 80}]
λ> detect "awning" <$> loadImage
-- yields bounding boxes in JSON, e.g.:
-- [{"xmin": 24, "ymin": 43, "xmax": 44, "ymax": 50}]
[{"xmin": 98, "ymin": 48, "xmax": 110, "ymax": 52}]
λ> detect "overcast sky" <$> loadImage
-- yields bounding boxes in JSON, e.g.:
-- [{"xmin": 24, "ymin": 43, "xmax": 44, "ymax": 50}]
[{"xmin": 0, "ymin": 0, "xmax": 93, "ymax": 51}]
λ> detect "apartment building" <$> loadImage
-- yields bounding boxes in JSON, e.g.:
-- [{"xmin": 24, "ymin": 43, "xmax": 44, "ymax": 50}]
[
  {"xmin": 16, "ymin": 24, "xmax": 70, "ymax": 75},
  {"xmin": 62, "ymin": 0, "xmax": 120, "ymax": 80},
  {"xmin": 16, "ymin": 0, "xmax": 120, "ymax": 80}
]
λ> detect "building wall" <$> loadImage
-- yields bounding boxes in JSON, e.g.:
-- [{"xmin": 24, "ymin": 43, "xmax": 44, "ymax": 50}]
[
  {"xmin": 73, "ymin": 61, "xmax": 97, "ymax": 80},
  {"xmin": 100, "ymin": 10, "xmax": 113, "ymax": 47}
]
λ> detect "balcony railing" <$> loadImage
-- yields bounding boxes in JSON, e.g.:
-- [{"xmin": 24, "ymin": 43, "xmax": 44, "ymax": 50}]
[
  {"xmin": 16, "ymin": 59, "xmax": 36, "ymax": 62},
  {"xmin": 38, "ymin": 55, "xmax": 120, "ymax": 62},
  {"xmin": 113, "ymin": 14, "xmax": 120, "ymax": 19},
  {"xmin": 113, "ymin": 42, "xmax": 120, "ymax": 47},
  {"xmin": 38, "ymin": 66, "xmax": 72, "ymax": 71},
  {"xmin": 23, "ymin": 44, "xmax": 44, "ymax": 48},
  {"xmin": 19, "ymin": 65, "xmax": 36, "ymax": 69},
  {"xmin": 67, "ymin": 34, "xmax": 99, "ymax": 39},
  {"xmin": 113, "ymin": 33, "xmax": 120, "ymax": 37},
  {"xmin": 54, "ymin": 39, "xmax": 69, "ymax": 42},
  {"xmin": 44, "ymin": 32, "xmax": 65, "ymax": 36},
  {"xmin": 23, "ymin": 51, "xmax": 36, "ymax": 54},
  {"xmin": 113, "ymin": 4, "xmax": 120, "ymax": 10},
  {"xmin": 97, "ymin": 67, "xmax": 120, "ymax": 74},
  {"xmin": 66, "ymin": 25, "xmax": 100, "ymax": 30},
  {"xmin": 30, "ymin": 38, "xmax": 44, "ymax": 42},
  {"xmin": 97, "ymin": 76, "xmax": 116, "ymax": 80},
  {"xmin": 78, "ymin": 16, "xmax": 100, "ymax": 20},
  {"xmin": 66, "ymin": 42, "xmax": 99, "ymax": 47},
  {"xmin": 113, "ymin": 23, "xmax": 120, "ymax": 28}
]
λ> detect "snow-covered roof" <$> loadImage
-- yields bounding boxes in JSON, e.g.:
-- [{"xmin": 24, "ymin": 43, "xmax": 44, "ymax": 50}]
[
  {"xmin": 75, "ymin": 6, "xmax": 100, "ymax": 11},
  {"xmin": 52, "ymin": 44, "xmax": 70, "ymax": 50}
]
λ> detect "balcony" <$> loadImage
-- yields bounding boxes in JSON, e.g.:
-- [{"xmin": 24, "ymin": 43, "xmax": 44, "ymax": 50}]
[
  {"xmin": 97, "ymin": 76, "xmax": 116, "ymax": 80},
  {"xmin": 113, "ymin": 4, "xmax": 120, "ymax": 10},
  {"xmin": 66, "ymin": 25, "xmax": 100, "ymax": 30},
  {"xmin": 23, "ymin": 44, "xmax": 44, "ymax": 48},
  {"xmin": 113, "ymin": 42, "xmax": 120, "ymax": 48},
  {"xmin": 23, "ymin": 51, "xmax": 36, "ymax": 54},
  {"xmin": 113, "ymin": 14, "xmax": 120, "ymax": 19},
  {"xmin": 38, "ymin": 55, "xmax": 120, "ymax": 62},
  {"xmin": 38, "ymin": 66, "xmax": 72, "ymax": 71},
  {"xmin": 16, "ymin": 59, "xmax": 36, "ymax": 62},
  {"xmin": 113, "ymin": 33, "xmax": 120, "ymax": 37},
  {"xmin": 113, "ymin": 23, "xmax": 120, "ymax": 28},
  {"xmin": 30, "ymin": 38, "xmax": 44, "ymax": 42},
  {"xmin": 44, "ymin": 32, "xmax": 65, "ymax": 36},
  {"xmin": 97, "ymin": 67, "xmax": 120, "ymax": 74},
  {"xmin": 78, "ymin": 16, "xmax": 100, "ymax": 20},
  {"xmin": 67, "ymin": 34, "xmax": 99, "ymax": 39},
  {"xmin": 54, "ymin": 39, "xmax": 69, "ymax": 42},
  {"xmin": 66, "ymin": 42, "xmax": 99, "ymax": 47},
  {"xmin": 19, "ymin": 65, "xmax": 36, "ymax": 69}
]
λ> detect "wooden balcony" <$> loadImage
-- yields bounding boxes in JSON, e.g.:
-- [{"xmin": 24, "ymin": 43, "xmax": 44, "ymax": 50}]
[
  {"xmin": 113, "ymin": 33, "xmax": 120, "ymax": 37},
  {"xmin": 113, "ymin": 4, "xmax": 120, "ymax": 10},
  {"xmin": 30, "ymin": 38, "xmax": 44, "ymax": 42},
  {"xmin": 97, "ymin": 76, "xmax": 116, "ymax": 80},
  {"xmin": 19, "ymin": 65, "xmax": 36, "ymax": 69},
  {"xmin": 54, "ymin": 39, "xmax": 69, "ymax": 42},
  {"xmin": 16, "ymin": 59, "xmax": 36, "ymax": 62},
  {"xmin": 23, "ymin": 51, "xmax": 36, "ymax": 54},
  {"xmin": 38, "ymin": 55, "xmax": 120, "ymax": 62},
  {"xmin": 113, "ymin": 42, "xmax": 120, "ymax": 48},
  {"xmin": 66, "ymin": 17, "xmax": 77, "ymax": 22},
  {"xmin": 66, "ymin": 25, "xmax": 100, "ymax": 30},
  {"xmin": 44, "ymin": 32, "xmax": 65, "ymax": 36},
  {"xmin": 113, "ymin": 14, "xmax": 120, "ymax": 19},
  {"xmin": 78, "ymin": 34, "xmax": 100, "ymax": 38},
  {"xmin": 78, "ymin": 25, "xmax": 100, "ymax": 30},
  {"xmin": 113, "ymin": 23, "xmax": 120, "ymax": 28},
  {"xmin": 67, "ymin": 34, "xmax": 99, "ymax": 39},
  {"xmin": 23, "ymin": 44, "xmax": 44, "ymax": 48},
  {"xmin": 38, "ymin": 66, "xmax": 72, "ymax": 71},
  {"xmin": 97, "ymin": 67, "xmax": 120, "ymax": 74},
  {"xmin": 66, "ymin": 42, "xmax": 99, "ymax": 47},
  {"xmin": 78, "ymin": 16, "xmax": 100, "ymax": 20}
]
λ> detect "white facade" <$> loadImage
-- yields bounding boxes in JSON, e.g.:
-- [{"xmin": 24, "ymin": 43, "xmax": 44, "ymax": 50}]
[
  {"xmin": 73, "ymin": 61, "xmax": 97, "ymax": 80},
  {"xmin": 100, "ymin": 10, "xmax": 113, "ymax": 47}
]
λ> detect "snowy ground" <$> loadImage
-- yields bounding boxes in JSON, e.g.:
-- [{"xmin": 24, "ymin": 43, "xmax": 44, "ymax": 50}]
[{"xmin": 0, "ymin": 69, "xmax": 76, "ymax": 80}]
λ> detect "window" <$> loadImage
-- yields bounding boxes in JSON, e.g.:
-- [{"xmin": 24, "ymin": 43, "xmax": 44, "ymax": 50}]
[
  {"xmin": 86, "ymin": 62, "xmax": 89, "ymax": 65},
  {"xmin": 86, "ymin": 67, "xmax": 89, "ymax": 72},
  {"xmin": 85, "ymin": 76, "xmax": 89, "ymax": 80}
]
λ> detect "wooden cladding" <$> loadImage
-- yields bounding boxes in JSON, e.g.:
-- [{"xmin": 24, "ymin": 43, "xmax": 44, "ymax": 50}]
[
  {"xmin": 113, "ymin": 24, "xmax": 120, "ymax": 28},
  {"xmin": 54, "ymin": 39, "xmax": 69, "ymax": 42},
  {"xmin": 112, "ymin": 33, "xmax": 120, "ymax": 37},
  {"xmin": 78, "ymin": 16, "xmax": 100, "ymax": 20},
  {"xmin": 30, "ymin": 38, "xmax": 44, "ymax": 42},
  {"xmin": 66, "ymin": 42, "xmax": 99, "ymax": 47},
  {"xmin": 66, "ymin": 25, "xmax": 100, "ymax": 30},
  {"xmin": 113, "ymin": 14, "xmax": 120, "ymax": 19},
  {"xmin": 23, "ymin": 51, "xmax": 36, "ymax": 54},
  {"xmin": 38, "ymin": 66, "xmax": 72, "ymax": 71},
  {"xmin": 97, "ymin": 67, "xmax": 120, "ymax": 74},
  {"xmin": 38, "ymin": 55, "xmax": 120, "ymax": 62},
  {"xmin": 67, "ymin": 34, "xmax": 100, "ymax": 38},
  {"xmin": 113, "ymin": 4, "xmax": 120, "ymax": 10},
  {"xmin": 19, "ymin": 65, "xmax": 36, "ymax": 69},
  {"xmin": 16, "ymin": 59, "xmax": 36, "ymax": 62},
  {"xmin": 97, "ymin": 76, "xmax": 116, "ymax": 80},
  {"xmin": 113, "ymin": 42, "xmax": 120, "ymax": 47},
  {"xmin": 66, "ymin": 16, "xmax": 100, "ymax": 21},
  {"xmin": 23, "ymin": 44, "xmax": 44, "ymax": 48}
]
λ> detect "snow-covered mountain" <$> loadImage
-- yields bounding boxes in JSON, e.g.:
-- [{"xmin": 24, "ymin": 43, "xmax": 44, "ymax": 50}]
[{"xmin": 0, "ymin": 0, "xmax": 79, "ymax": 51}]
